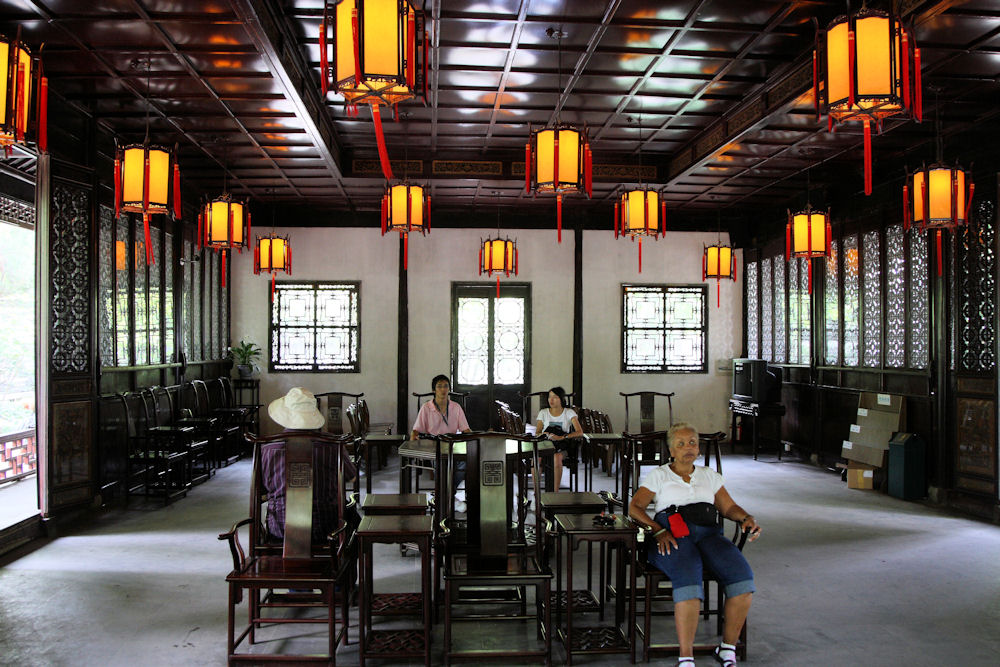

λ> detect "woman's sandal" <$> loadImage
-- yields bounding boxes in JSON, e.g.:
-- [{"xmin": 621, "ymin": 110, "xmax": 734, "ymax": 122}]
[
  {"xmin": 678, "ymin": 659, "xmax": 695, "ymax": 666},
  {"xmin": 713, "ymin": 644, "xmax": 737, "ymax": 666}
]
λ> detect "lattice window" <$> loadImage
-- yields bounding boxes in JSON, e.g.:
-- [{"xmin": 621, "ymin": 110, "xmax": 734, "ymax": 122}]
[
  {"xmin": 862, "ymin": 230, "xmax": 882, "ymax": 367},
  {"xmin": 824, "ymin": 241, "xmax": 840, "ymax": 365},
  {"xmin": 761, "ymin": 257, "xmax": 772, "ymax": 362},
  {"xmin": 959, "ymin": 201, "xmax": 997, "ymax": 373},
  {"xmin": 98, "ymin": 206, "xmax": 115, "ymax": 366},
  {"xmin": 494, "ymin": 297, "xmax": 525, "ymax": 384},
  {"xmin": 843, "ymin": 234, "xmax": 860, "ymax": 366},
  {"xmin": 908, "ymin": 229, "xmax": 929, "ymax": 369},
  {"xmin": 182, "ymin": 238, "xmax": 192, "ymax": 362},
  {"xmin": 622, "ymin": 284, "xmax": 707, "ymax": 373},
  {"xmin": 191, "ymin": 245, "xmax": 202, "ymax": 361},
  {"xmin": 457, "ymin": 297, "xmax": 489, "ymax": 385},
  {"xmin": 271, "ymin": 282, "xmax": 360, "ymax": 372},
  {"xmin": 787, "ymin": 257, "xmax": 811, "ymax": 364},
  {"xmin": 746, "ymin": 261, "xmax": 759, "ymax": 358},
  {"xmin": 133, "ymin": 218, "xmax": 149, "ymax": 366},
  {"xmin": 885, "ymin": 224, "xmax": 906, "ymax": 368},
  {"xmin": 148, "ymin": 231, "xmax": 162, "ymax": 365},
  {"xmin": 164, "ymin": 233, "xmax": 174, "ymax": 363},
  {"xmin": 773, "ymin": 257, "xmax": 786, "ymax": 363}
]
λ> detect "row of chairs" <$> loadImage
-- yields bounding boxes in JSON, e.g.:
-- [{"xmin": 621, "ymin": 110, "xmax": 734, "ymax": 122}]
[{"xmin": 117, "ymin": 378, "xmax": 252, "ymax": 504}]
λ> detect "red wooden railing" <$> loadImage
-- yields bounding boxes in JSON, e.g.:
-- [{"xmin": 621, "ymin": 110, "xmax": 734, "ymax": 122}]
[{"xmin": 0, "ymin": 430, "xmax": 36, "ymax": 482}]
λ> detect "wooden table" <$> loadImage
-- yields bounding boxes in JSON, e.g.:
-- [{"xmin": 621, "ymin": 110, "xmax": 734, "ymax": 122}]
[
  {"xmin": 357, "ymin": 514, "xmax": 434, "ymax": 667},
  {"xmin": 553, "ymin": 512, "xmax": 637, "ymax": 665},
  {"xmin": 363, "ymin": 433, "xmax": 406, "ymax": 493}
]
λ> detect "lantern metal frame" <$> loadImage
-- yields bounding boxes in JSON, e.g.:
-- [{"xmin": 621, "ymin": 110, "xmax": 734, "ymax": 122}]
[
  {"xmin": 254, "ymin": 232, "xmax": 292, "ymax": 301},
  {"xmin": 702, "ymin": 241, "xmax": 737, "ymax": 308},
  {"xmin": 320, "ymin": 0, "xmax": 427, "ymax": 109},
  {"xmin": 479, "ymin": 234, "xmax": 518, "ymax": 297},
  {"xmin": 904, "ymin": 161, "xmax": 974, "ymax": 276},
  {"xmin": 200, "ymin": 192, "xmax": 250, "ymax": 251},
  {"xmin": 814, "ymin": 7, "xmax": 922, "ymax": 195},
  {"xmin": 381, "ymin": 180, "xmax": 430, "ymax": 270},
  {"xmin": 785, "ymin": 203, "xmax": 832, "ymax": 294},
  {"xmin": 0, "ymin": 31, "xmax": 48, "ymax": 154},
  {"xmin": 113, "ymin": 141, "xmax": 183, "ymax": 266}
]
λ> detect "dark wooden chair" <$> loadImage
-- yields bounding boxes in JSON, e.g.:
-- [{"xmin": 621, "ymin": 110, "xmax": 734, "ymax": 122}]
[
  {"xmin": 117, "ymin": 391, "xmax": 188, "ymax": 505},
  {"xmin": 219, "ymin": 431, "xmax": 357, "ymax": 664},
  {"xmin": 140, "ymin": 387, "xmax": 208, "ymax": 494},
  {"xmin": 621, "ymin": 391, "xmax": 675, "ymax": 434},
  {"xmin": 520, "ymin": 390, "xmax": 581, "ymax": 492},
  {"xmin": 437, "ymin": 432, "xmax": 553, "ymax": 665}
]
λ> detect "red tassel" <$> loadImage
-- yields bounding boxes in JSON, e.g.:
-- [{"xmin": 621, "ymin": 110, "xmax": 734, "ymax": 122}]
[
  {"xmin": 228, "ymin": 204, "xmax": 235, "ymax": 246},
  {"xmin": 825, "ymin": 220, "xmax": 832, "ymax": 257},
  {"xmin": 515, "ymin": 248, "xmax": 519, "ymax": 275},
  {"xmin": 38, "ymin": 76, "xmax": 48, "ymax": 152},
  {"xmin": 785, "ymin": 220, "xmax": 791, "ymax": 260},
  {"xmin": 372, "ymin": 105, "xmax": 393, "ymax": 180},
  {"xmin": 702, "ymin": 248, "xmax": 707, "ymax": 280},
  {"xmin": 952, "ymin": 172, "xmax": 959, "ymax": 226},
  {"xmin": 733, "ymin": 250, "xmax": 737, "ymax": 279},
  {"xmin": 585, "ymin": 145, "xmax": 592, "ymax": 197},
  {"xmin": 848, "ymin": 29, "xmax": 856, "ymax": 109},
  {"xmin": 173, "ymin": 163, "xmax": 181, "ymax": 219},
  {"xmin": 143, "ymin": 213, "xmax": 154, "ymax": 266},
  {"xmin": 638, "ymin": 236, "xmax": 642, "ymax": 273},
  {"xmin": 319, "ymin": 16, "xmax": 328, "ymax": 97},
  {"xmin": 287, "ymin": 240, "xmax": 292, "ymax": 273},
  {"xmin": 253, "ymin": 243, "xmax": 259, "ymax": 274},
  {"xmin": 525, "ymin": 142, "xmax": 531, "ymax": 193},
  {"xmin": 406, "ymin": 11, "xmax": 415, "ymax": 89},
  {"xmin": 197, "ymin": 211, "xmax": 203, "ymax": 249},
  {"xmin": 114, "ymin": 155, "xmax": 122, "ymax": 219},
  {"xmin": 221, "ymin": 251, "xmax": 227, "ymax": 288},
  {"xmin": 614, "ymin": 201, "xmax": 619, "ymax": 238},
  {"xmin": 496, "ymin": 276, "xmax": 500, "ymax": 298},
  {"xmin": 807, "ymin": 259, "xmax": 813, "ymax": 294},
  {"xmin": 246, "ymin": 211, "xmax": 251, "ymax": 249},
  {"xmin": 901, "ymin": 30, "xmax": 911, "ymax": 110},
  {"xmin": 351, "ymin": 5, "xmax": 361, "ymax": 86},
  {"xmin": 863, "ymin": 119, "xmax": 872, "ymax": 195},
  {"xmin": 271, "ymin": 272, "xmax": 275, "ymax": 301},
  {"xmin": 426, "ymin": 196, "xmax": 431, "ymax": 232},
  {"xmin": 403, "ymin": 232, "xmax": 409, "ymax": 270},
  {"xmin": 661, "ymin": 201, "xmax": 666, "ymax": 236},
  {"xmin": 717, "ymin": 280, "xmax": 720, "ymax": 308},
  {"xmin": 828, "ymin": 114, "xmax": 834, "ymax": 133},
  {"xmin": 936, "ymin": 230, "xmax": 942, "ymax": 277},
  {"xmin": 406, "ymin": 186, "xmax": 412, "ymax": 232},
  {"xmin": 914, "ymin": 48, "xmax": 923, "ymax": 122},
  {"xmin": 642, "ymin": 190, "xmax": 649, "ymax": 234},
  {"xmin": 556, "ymin": 194, "xmax": 562, "ymax": 243},
  {"xmin": 965, "ymin": 182, "xmax": 975, "ymax": 221},
  {"xmin": 478, "ymin": 245, "xmax": 483, "ymax": 275}
]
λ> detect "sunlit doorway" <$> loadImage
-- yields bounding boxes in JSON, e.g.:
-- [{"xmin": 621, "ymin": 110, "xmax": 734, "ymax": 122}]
[{"xmin": 0, "ymin": 195, "xmax": 38, "ymax": 529}]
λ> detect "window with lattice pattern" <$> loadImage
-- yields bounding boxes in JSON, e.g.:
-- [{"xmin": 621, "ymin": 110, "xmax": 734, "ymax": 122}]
[
  {"xmin": 622, "ymin": 284, "xmax": 707, "ymax": 373},
  {"xmin": 270, "ymin": 282, "xmax": 360, "ymax": 372}
]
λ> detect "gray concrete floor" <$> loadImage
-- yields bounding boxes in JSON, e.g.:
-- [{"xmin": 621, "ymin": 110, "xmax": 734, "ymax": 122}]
[{"xmin": 1, "ymin": 453, "xmax": 999, "ymax": 666}]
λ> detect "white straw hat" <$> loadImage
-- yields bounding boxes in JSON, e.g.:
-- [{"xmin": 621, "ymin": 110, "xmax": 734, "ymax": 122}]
[{"xmin": 268, "ymin": 387, "xmax": 325, "ymax": 430}]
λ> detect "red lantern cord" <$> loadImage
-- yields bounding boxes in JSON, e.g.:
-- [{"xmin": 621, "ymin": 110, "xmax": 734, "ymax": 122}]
[
  {"xmin": 863, "ymin": 119, "xmax": 872, "ymax": 195},
  {"xmin": 371, "ymin": 104, "xmax": 393, "ymax": 180}
]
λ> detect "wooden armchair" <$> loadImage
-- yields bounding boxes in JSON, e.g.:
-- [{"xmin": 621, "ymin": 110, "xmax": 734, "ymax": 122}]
[{"xmin": 218, "ymin": 431, "xmax": 358, "ymax": 664}]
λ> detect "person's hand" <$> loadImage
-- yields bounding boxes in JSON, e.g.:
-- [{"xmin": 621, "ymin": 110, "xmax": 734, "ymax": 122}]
[
  {"xmin": 741, "ymin": 515, "xmax": 762, "ymax": 542},
  {"xmin": 655, "ymin": 529, "xmax": 678, "ymax": 555}
]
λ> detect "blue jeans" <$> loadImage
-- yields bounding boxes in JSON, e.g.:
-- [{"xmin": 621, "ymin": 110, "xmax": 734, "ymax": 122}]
[{"xmin": 647, "ymin": 509, "xmax": 755, "ymax": 603}]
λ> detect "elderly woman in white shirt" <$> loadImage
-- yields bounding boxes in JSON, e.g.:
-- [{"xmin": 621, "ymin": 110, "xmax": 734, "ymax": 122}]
[{"xmin": 628, "ymin": 422, "xmax": 761, "ymax": 667}]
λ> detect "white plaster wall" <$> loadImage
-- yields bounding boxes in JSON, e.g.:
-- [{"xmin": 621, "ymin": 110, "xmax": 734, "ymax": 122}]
[
  {"xmin": 582, "ymin": 230, "xmax": 742, "ymax": 434},
  {"xmin": 228, "ymin": 225, "xmax": 742, "ymax": 438},
  {"xmin": 406, "ymin": 227, "xmax": 575, "ymax": 429},
  {"xmin": 228, "ymin": 227, "xmax": 398, "ymax": 435}
]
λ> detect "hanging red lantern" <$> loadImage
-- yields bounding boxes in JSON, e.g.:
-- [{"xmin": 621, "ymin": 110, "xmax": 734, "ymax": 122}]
[
  {"xmin": 0, "ymin": 31, "xmax": 48, "ymax": 155},
  {"xmin": 815, "ymin": 7, "xmax": 921, "ymax": 195},
  {"xmin": 702, "ymin": 243, "xmax": 736, "ymax": 308},
  {"xmin": 785, "ymin": 204, "xmax": 832, "ymax": 294},
  {"xmin": 198, "ymin": 193, "xmax": 250, "ymax": 288},
  {"xmin": 254, "ymin": 233, "xmax": 292, "ymax": 301},
  {"xmin": 380, "ymin": 181, "xmax": 429, "ymax": 270},
  {"xmin": 320, "ymin": 0, "xmax": 426, "ymax": 180},
  {"xmin": 479, "ymin": 236, "xmax": 518, "ymax": 297},
  {"xmin": 114, "ymin": 142, "xmax": 182, "ymax": 266},
  {"xmin": 904, "ymin": 163, "xmax": 974, "ymax": 277},
  {"xmin": 614, "ymin": 187, "xmax": 664, "ymax": 273}
]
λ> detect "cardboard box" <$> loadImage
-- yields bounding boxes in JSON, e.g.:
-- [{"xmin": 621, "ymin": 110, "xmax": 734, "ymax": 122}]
[
  {"xmin": 849, "ymin": 422, "xmax": 895, "ymax": 450},
  {"xmin": 841, "ymin": 440, "xmax": 888, "ymax": 468},
  {"xmin": 857, "ymin": 393, "xmax": 906, "ymax": 427},
  {"xmin": 853, "ymin": 408, "xmax": 904, "ymax": 433},
  {"xmin": 847, "ymin": 461, "xmax": 877, "ymax": 490}
]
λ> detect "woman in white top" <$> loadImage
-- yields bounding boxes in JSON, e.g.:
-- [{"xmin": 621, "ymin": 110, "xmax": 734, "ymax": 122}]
[
  {"xmin": 628, "ymin": 422, "xmax": 761, "ymax": 667},
  {"xmin": 534, "ymin": 386, "xmax": 583, "ymax": 490}
]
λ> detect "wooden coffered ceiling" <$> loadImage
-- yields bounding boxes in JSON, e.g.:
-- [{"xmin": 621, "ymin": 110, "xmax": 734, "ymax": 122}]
[{"xmin": 1, "ymin": 0, "xmax": 999, "ymax": 230}]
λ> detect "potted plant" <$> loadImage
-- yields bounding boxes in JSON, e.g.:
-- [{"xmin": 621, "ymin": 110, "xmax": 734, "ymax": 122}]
[{"xmin": 228, "ymin": 340, "xmax": 262, "ymax": 379}]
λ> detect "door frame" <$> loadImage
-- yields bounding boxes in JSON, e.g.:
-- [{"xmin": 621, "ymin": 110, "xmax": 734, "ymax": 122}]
[{"xmin": 450, "ymin": 282, "xmax": 531, "ymax": 430}]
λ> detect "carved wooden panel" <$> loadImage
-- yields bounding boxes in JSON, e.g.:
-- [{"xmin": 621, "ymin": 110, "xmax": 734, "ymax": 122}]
[
  {"xmin": 50, "ymin": 181, "xmax": 91, "ymax": 374},
  {"xmin": 52, "ymin": 400, "xmax": 92, "ymax": 485},
  {"xmin": 955, "ymin": 397, "xmax": 995, "ymax": 479}
]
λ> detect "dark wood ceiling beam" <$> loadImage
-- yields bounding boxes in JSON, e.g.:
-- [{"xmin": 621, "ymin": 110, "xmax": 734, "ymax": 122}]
[
  {"xmin": 591, "ymin": 0, "xmax": 710, "ymax": 142},
  {"xmin": 662, "ymin": 0, "xmax": 968, "ymax": 200},
  {"xmin": 482, "ymin": 0, "xmax": 531, "ymax": 149},
  {"xmin": 229, "ymin": 0, "xmax": 351, "ymax": 204},
  {"xmin": 123, "ymin": 0, "xmax": 303, "ymax": 200},
  {"xmin": 546, "ymin": 0, "xmax": 622, "ymax": 126}
]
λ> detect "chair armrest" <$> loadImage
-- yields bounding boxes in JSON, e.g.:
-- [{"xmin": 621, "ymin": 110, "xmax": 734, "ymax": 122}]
[
  {"xmin": 218, "ymin": 518, "xmax": 254, "ymax": 572},
  {"xmin": 599, "ymin": 489, "xmax": 623, "ymax": 511}
]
